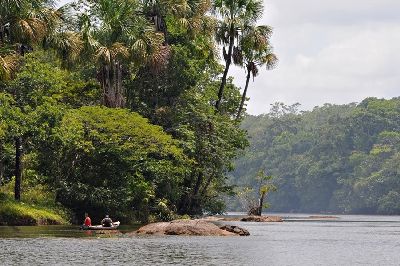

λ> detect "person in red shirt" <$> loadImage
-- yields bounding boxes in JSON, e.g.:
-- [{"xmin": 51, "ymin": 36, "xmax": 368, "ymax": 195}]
[{"xmin": 84, "ymin": 213, "xmax": 92, "ymax": 226}]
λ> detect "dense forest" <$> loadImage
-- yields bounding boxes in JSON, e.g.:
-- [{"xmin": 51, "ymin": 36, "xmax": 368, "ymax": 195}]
[
  {"xmin": 230, "ymin": 98, "xmax": 400, "ymax": 215},
  {"xmin": 0, "ymin": 0, "xmax": 277, "ymax": 224},
  {"xmin": 2, "ymin": 0, "xmax": 397, "ymax": 225}
]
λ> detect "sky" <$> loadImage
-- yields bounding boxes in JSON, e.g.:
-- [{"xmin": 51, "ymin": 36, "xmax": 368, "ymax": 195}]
[
  {"xmin": 231, "ymin": 0, "xmax": 400, "ymax": 114},
  {"xmin": 58, "ymin": 0, "xmax": 400, "ymax": 115}
]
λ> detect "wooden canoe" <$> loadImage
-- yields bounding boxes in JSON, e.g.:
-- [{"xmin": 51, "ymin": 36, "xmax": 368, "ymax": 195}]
[{"xmin": 81, "ymin": 221, "xmax": 120, "ymax": 230}]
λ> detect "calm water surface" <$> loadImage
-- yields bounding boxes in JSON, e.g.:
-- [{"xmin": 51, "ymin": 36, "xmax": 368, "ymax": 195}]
[{"xmin": 1, "ymin": 214, "xmax": 400, "ymax": 265}]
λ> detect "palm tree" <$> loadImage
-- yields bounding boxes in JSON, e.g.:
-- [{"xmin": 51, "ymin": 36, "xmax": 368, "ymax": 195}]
[
  {"xmin": 213, "ymin": 0, "xmax": 264, "ymax": 111},
  {"xmin": 235, "ymin": 25, "xmax": 277, "ymax": 120},
  {"xmin": 0, "ymin": 0, "xmax": 61, "ymax": 77},
  {"xmin": 0, "ymin": 0, "xmax": 59, "ymax": 55},
  {"xmin": 74, "ymin": 0, "xmax": 168, "ymax": 108},
  {"xmin": 142, "ymin": 0, "xmax": 189, "ymax": 43}
]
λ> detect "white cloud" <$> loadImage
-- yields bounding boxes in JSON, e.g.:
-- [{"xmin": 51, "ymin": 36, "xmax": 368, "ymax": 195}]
[{"xmin": 230, "ymin": 0, "xmax": 400, "ymax": 114}]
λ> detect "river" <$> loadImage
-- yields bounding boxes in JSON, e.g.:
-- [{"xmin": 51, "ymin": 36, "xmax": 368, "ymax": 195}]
[{"xmin": 1, "ymin": 214, "xmax": 400, "ymax": 265}]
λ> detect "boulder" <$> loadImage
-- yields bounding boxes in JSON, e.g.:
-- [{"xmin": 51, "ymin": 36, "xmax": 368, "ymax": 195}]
[
  {"xmin": 135, "ymin": 219, "xmax": 249, "ymax": 236},
  {"xmin": 219, "ymin": 225, "xmax": 250, "ymax": 236},
  {"xmin": 240, "ymin": 215, "xmax": 283, "ymax": 222}
]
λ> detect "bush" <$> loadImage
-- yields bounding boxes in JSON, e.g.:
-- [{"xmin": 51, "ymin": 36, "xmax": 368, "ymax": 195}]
[{"xmin": 40, "ymin": 106, "xmax": 190, "ymax": 222}]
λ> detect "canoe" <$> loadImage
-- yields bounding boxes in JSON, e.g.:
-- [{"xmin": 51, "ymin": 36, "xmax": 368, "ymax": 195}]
[{"xmin": 81, "ymin": 221, "xmax": 120, "ymax": 230}]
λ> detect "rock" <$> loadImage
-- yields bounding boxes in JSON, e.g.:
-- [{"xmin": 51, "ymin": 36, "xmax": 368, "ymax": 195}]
[
  {"xmin": 219, "ymin": 225, "xmax": 250, "ymax": 236},
  {"xmin": 308, "ymin": 215, "xmax": 338, "ymax": 219},
  {"xmin": 240, "ymin": 215, "xmax": 283, "ymax": 222},
  {"xmin": 197, "ymin": 216, "xmax": 225, "ymax": 222},
  {"xmin": 135, "ymin": 219, "xmax": 249, "ymax": 236}
]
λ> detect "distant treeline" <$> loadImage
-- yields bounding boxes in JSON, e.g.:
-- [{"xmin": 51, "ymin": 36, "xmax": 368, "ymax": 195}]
[{"xmin": 230, "ymin": 98, "xmax": 400, "ymax": 214}]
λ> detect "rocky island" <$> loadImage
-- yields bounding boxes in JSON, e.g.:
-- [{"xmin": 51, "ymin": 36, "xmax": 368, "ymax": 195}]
[{"xmin": 135, "ymin": 219, "xmax": 250, "ymax": 236}]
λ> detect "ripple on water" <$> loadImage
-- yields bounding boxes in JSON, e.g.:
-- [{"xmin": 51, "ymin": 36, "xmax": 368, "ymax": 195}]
[{"xmin": 1, "ymin": 216, "xmax": 400, "ymax": 265}]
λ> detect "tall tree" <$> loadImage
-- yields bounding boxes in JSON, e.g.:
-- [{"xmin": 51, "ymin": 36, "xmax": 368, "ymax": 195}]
[
  {"xmin": 235, "ymin": 25, "xmax": 277, "ymax": 120},
  {"xmin": 75, "ymin": 0, "xmax": 168, "ymax": 108},
  {"xmin": 0, "ymin": 0, "xmax": 59, "ymax": 200},
  {"xmin": 142, "ymin": 0, "xmax": 188, "ymax": 42},
  {"xmin": 213, "ymin": 0, "xmax": 264, "ymax": 111}
]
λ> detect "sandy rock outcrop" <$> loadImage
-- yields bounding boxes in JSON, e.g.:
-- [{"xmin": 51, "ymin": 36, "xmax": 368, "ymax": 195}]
[
  {"xmin": 135, "ymin": 219, "xmax": 249, "ymax": 236},
  {"xmin": 240, "ymin": 216, "xmax": 283, "ymax": 222},
  {"xmin": 219, "ymin": 225, "xmax": 250, "ymax": 236}
]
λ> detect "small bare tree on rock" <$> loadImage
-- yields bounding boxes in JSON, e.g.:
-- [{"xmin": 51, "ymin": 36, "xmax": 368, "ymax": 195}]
[{"xmin": 238, "ymin": 170, "xmax": 277, "ymax": 216}]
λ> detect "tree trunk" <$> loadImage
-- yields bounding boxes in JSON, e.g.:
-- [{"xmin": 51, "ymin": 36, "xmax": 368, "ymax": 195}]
[
  {"xmin": 256, "ymin": 191, "xmax": 266, "ymax": 216},
  {"xmin": 116, "ymin": 61, "xmax": 125, "ymax": 107},
  {"xmin": 14, "ymin": 136, "xmax": 23, "ymax": 201},
  {"xmin": 159, "ymin": 16, "xmax": 168, "ymax": 45},
  {"xmin": 101, "ymin": 61, "xmax": 125, "ymax": 108},
  {"xmin": 112, "ymin": 60, "xmax": 117, "ymax": 106},
  {"xmin": 102, "ymin": 64, "xmax": 111, "ymax": 106},
  {"xmin": 189, "ymin": 171, "xmax": 203, "ymax": 213},
  {"xmin": 178, "ymin": 172, "xmax": 203, "ymax": 215},
  {"xmin": 236, "ymin": 68, "xmax": 251, "ymax": 120},
  {"xmin": 0, "ymin": 142, "xmax": 3, "ymax": 186},
  {"xmin": 0, "ymin": 25, "xmax": 4, "ymax": 44},
  {"xmin": 215, "ymin": 24, "xmax": 235, "ymax": 111},
  {"xmin": 200, "ymin": 169, "xmax": 217, "ymax": 197}
]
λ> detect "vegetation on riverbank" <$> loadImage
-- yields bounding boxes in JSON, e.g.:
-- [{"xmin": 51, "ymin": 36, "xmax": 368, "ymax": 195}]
[
  {"xmin": 0, "ymin": 201, "xmax": 68, "ymax": 225},
  {"xmin": 2, "ymin": 0, "xmax": 397, "ymax": 225},
  {"xmin": 0, "ymin": 0, "xmax": 276, "ymax": 224},
  {"xmin": 0, "ymin": 184, "xmax": 69, "ymax": 225},
  {"xmin": 230, "ymin": 98, "xmax": 400, "ymax": 215}
]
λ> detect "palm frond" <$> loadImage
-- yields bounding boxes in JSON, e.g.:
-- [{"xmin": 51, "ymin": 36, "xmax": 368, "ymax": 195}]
[
  {"xmin": 109, "ymin": 42, "xmax": 129, "ymax": 59},
  {"xmin": 96, "ymin": 46, "xmax": 111, "ymax": 64},
  {"xmin": 243, "ymin": 0, "xmax": 264, "ymax": 24},
  {"xmin": 147, "ymin": 44, "xmax": 170, "ymax": 73},
  {"xmin": 13, "ymin": 17, "xmax": 47, "ymax": 43},
  {"xmin": 262, "ymin": 52, "xmax": 278, "ymax": 70},
  {"xmin": 47, "ymin": 31, "xmax": 84, "ymax": 63},
  {"xmin": 95, "ymin": 42, "xmax": 129, "ymax": 65},
  {"xmin": 0, "ymin": 54, "xmax": 20, "ymax": 81}
]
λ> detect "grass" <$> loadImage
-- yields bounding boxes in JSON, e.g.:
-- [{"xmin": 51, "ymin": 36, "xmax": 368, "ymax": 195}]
[
  {"xmin": 0, "ymin": 200, "xmax": 68, "ymax": 225},
  {"xmin": 0, "ymin": 182, "xmax": 70, "ymax": 226}
]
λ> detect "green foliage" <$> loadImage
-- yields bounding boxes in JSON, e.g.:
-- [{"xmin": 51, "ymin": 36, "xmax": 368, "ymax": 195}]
[
  {"xmin": 0, "ymin": 0, "xmax": 257, "ymax": 223},
  {"xmin": 41, "ymin": 106, "xmax": 189, "ymax": 222},
  {"xmin": 0, "ymin": 201, "xmax": 68, "ymax": 226},
  {"xmin": 0, "ymin": 182, "xmax": 69, "ymax": 225},
  {"xmin": 124, "ymin": 13, "xmax": 248, "ymax": 216},
  {"xmin": 168, "ymin": 81, "xmax": 247, "ymax": 215},
  {"xmin": 231, "ymin": 98, "xmax": 400, "ymax": 214},
  {"xmin": 5, "ymin": 51, "xmax": 100, "ymax": 108}
]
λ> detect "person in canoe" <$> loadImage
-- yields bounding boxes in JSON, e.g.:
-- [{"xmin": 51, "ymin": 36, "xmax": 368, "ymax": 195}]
[
  {"xmin": 101, "ymin": 215, "xmax": 113, "ymax": 227},
  {"xmin": 84, "ymin": 213, "xmax": 92, "ymax": 227}
]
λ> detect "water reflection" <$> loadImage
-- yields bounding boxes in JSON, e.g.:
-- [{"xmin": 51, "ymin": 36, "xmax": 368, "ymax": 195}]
[{"xmin": 0, "ymin": 225, "xmax": 139, "ymax": 238}]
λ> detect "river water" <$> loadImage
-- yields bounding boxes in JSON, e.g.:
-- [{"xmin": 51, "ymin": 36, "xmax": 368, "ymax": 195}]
[{"xmin": 1, "ymin": 214, "xmax": 400, "ymax": 265}]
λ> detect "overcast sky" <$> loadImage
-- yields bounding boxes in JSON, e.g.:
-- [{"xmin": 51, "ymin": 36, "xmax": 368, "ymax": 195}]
[
  {"xmin": 58, "ymin": 0, "xmax": 400, "ymax": 114},
  {"xmin": 231, "ymin": 0, "xmax": 400, "ymax": 114}
]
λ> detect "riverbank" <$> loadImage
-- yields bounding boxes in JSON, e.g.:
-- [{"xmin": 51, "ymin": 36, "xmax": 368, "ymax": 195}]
[
  {"xmin": 0, "ymin": 200, "xmax": 69, "ymax": 226},
  {"xmin": 0, "ymin": 182, "xmax": 70, "ymax": 226}
]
